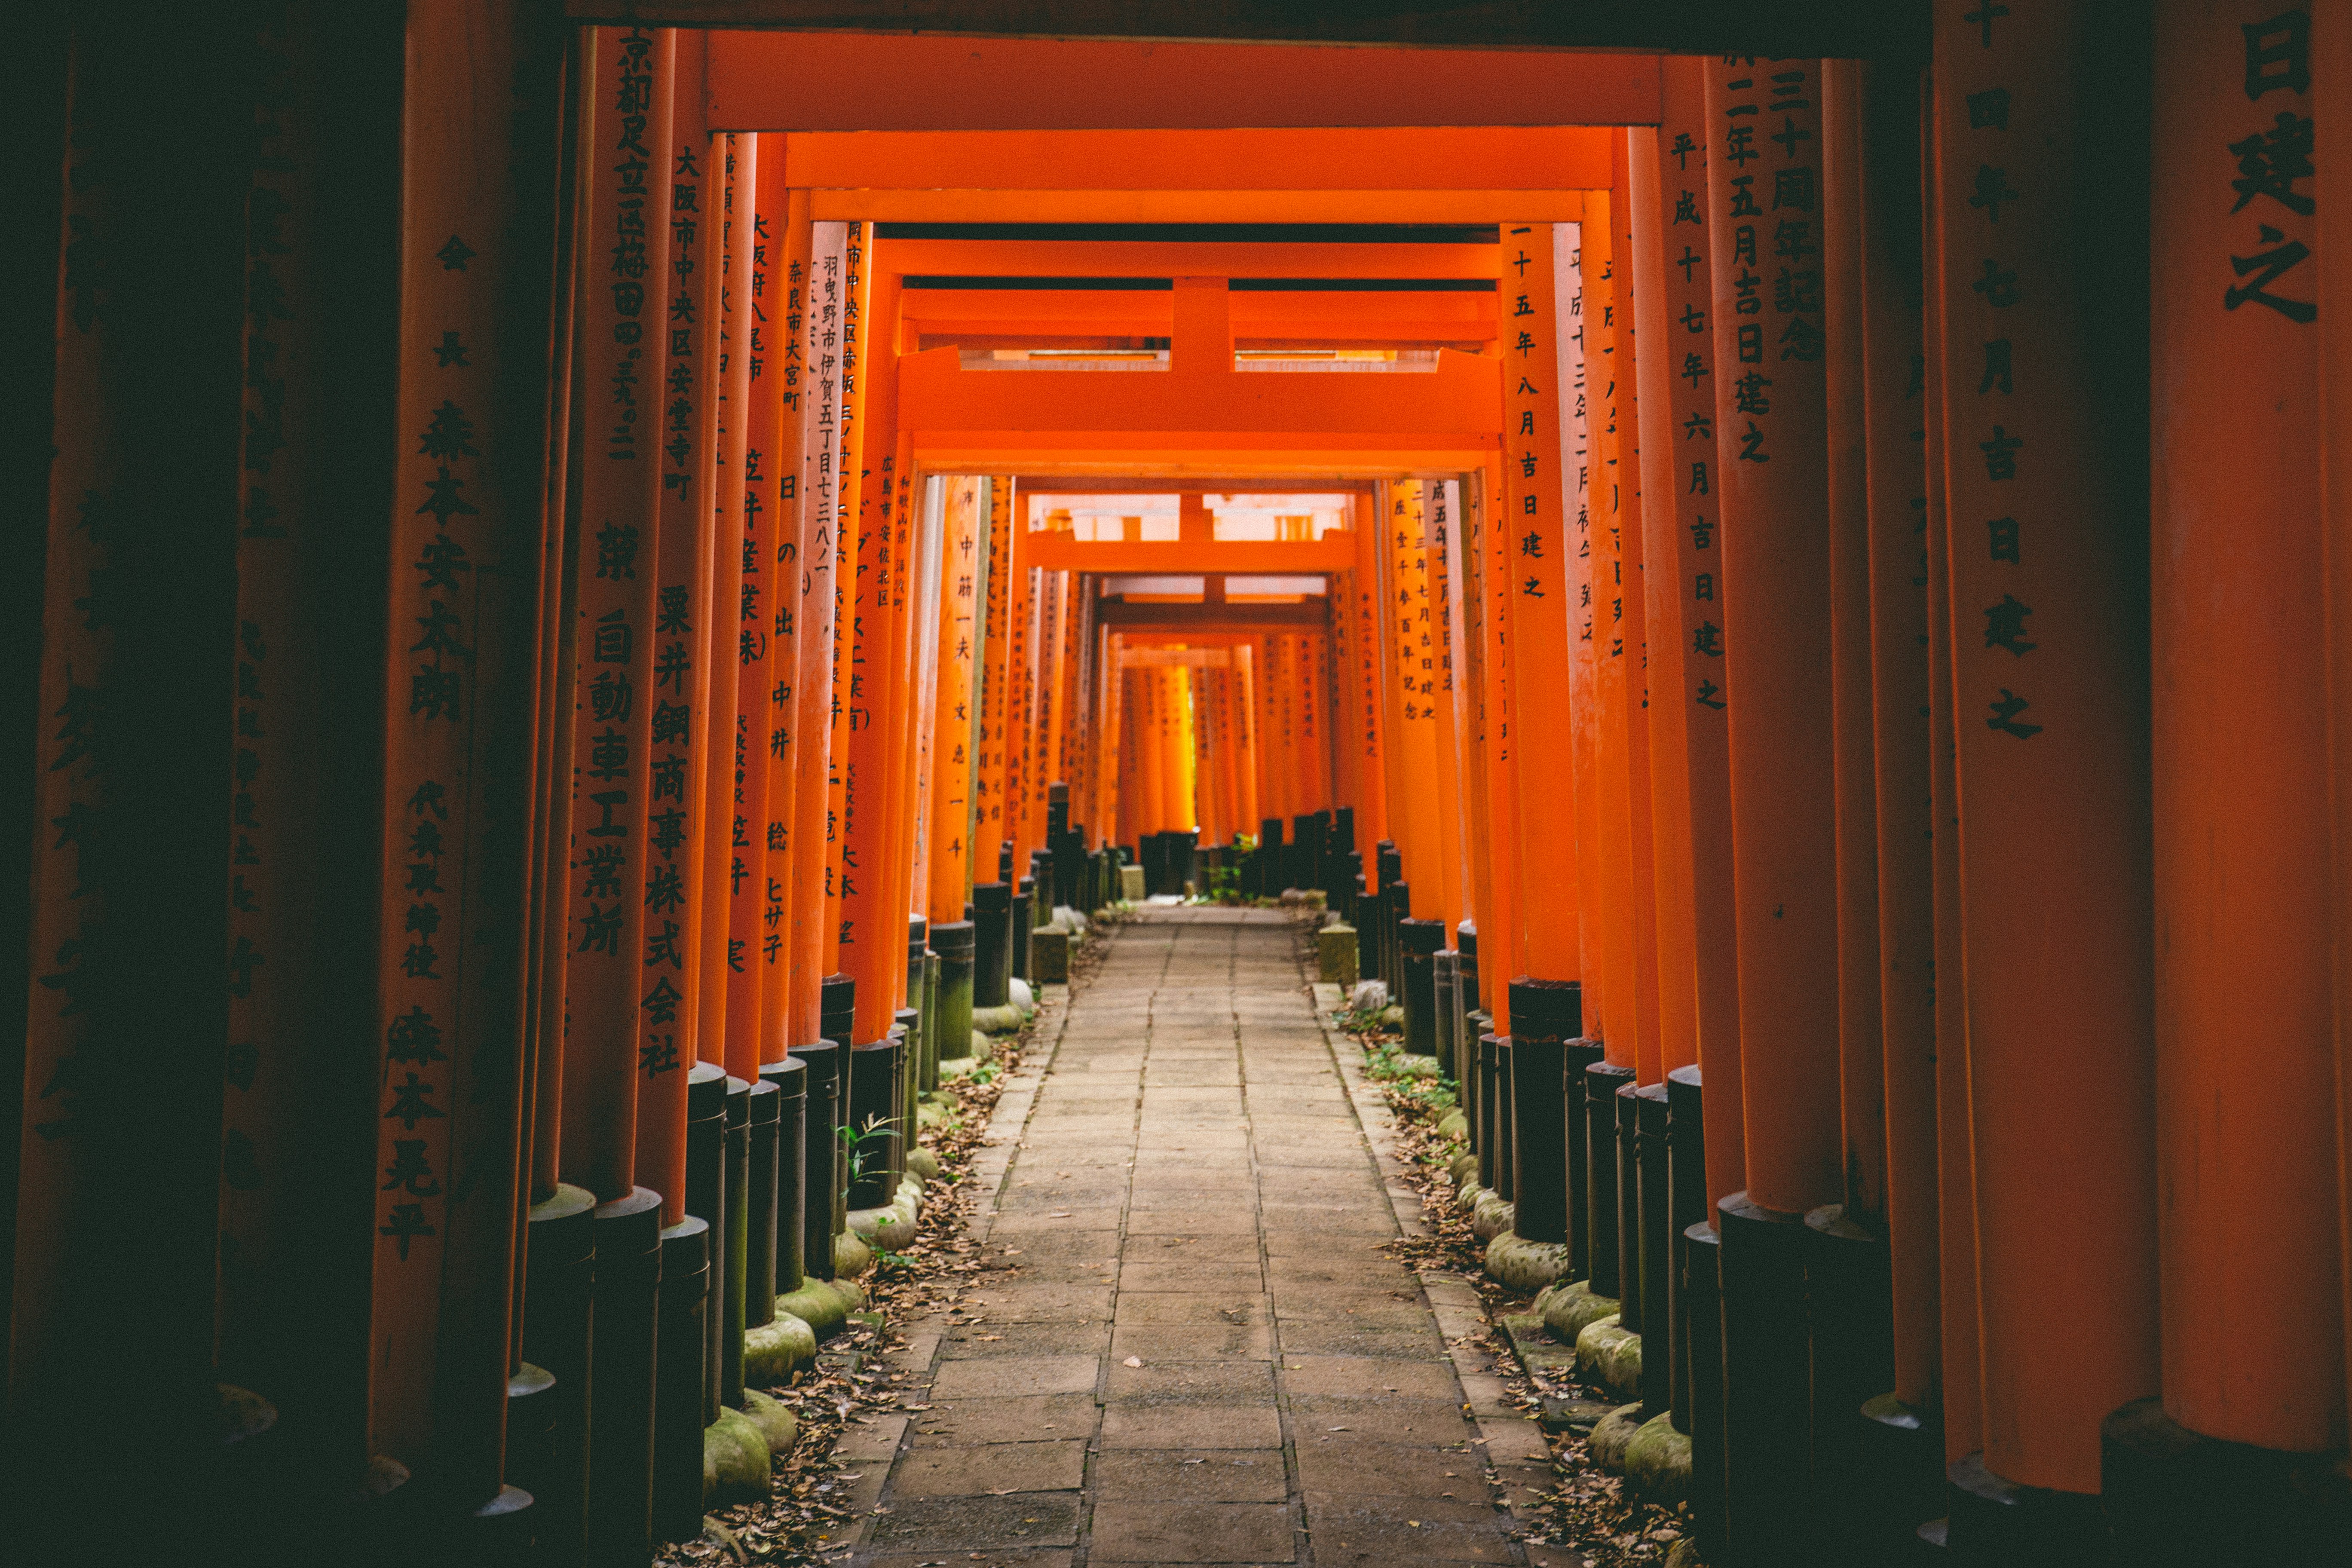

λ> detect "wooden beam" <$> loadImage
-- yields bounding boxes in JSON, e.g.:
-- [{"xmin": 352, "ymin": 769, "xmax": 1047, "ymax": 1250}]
[
  {"xmin": 1098, "ymin": 599, "xmax": 1329, "ymax": 630},
  {"xmin": 910, "ymin": 437, "xmax": 1501, "ymax": 476},
  {"xmin": 1027, "ymin": 536, "xmax": 1354, "ymax": 572},
  {"xmin": 880, "ymin": 237, "xmax": 1503, "ymax": 279},
  {"xmin": 568, "ymin": 3, "xmax": 1930, "ymax": 62},
  {"xmin": 699, "ymin": 31, "xmax": 1657, "ymax": 129},
  {"xmin": 1017, "ymin": 477, "xmax": 1376, "ymax": 496},
  {"xmin": 780, "ymin": 127, "xmax": 1612, "ymax": 190},
  {"xmin": 812, "ymin": 190, "xmax": 1586, "ymax": 224}
]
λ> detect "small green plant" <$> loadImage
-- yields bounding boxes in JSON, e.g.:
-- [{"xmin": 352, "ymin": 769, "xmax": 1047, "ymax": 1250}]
[{"xmin": 838, "ymin": 1115, "xmax": 900, "ymax": 1184}]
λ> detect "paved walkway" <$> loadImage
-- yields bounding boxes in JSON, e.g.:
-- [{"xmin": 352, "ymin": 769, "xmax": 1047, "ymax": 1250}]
[{"xmin": 849, "ymin": 907, "xmax": 1560, "ymax": 1568}]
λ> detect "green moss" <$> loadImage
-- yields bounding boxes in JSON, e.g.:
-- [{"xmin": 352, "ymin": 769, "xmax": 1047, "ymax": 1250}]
[
  {"xmin": 744, "ymin": 1312, "xmax": 816, "ymax": 1384},
  {"xmin": 1588, "ymin": 1403, "xmax": 1646, "ymax": 1473},
  {"xmin": 1542, "ymin": 1280, "xmax": 1620, "ymax": 1346},
  {"xmin": 739, "ymin": 1389, "xmax": 799, "ymax": 1458},
  {"xmin": 1624, "ymin": 1411, "xmax": 1691, "ymax": 1506},
  {"xmin": 702, "ymin": 1407, "xmax": 770, "ymax": 1506}
]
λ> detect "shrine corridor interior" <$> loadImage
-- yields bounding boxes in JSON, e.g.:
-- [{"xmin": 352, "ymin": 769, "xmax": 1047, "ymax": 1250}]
[{"xmin": 9, "ymin": 4, "xmax": 2352, "ymax": 1567}]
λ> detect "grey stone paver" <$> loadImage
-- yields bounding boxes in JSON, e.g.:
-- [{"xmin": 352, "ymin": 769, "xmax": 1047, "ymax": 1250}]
[{"xmin": 854, "ymin": 907, "xmax": 1539, "ymax": 1568}]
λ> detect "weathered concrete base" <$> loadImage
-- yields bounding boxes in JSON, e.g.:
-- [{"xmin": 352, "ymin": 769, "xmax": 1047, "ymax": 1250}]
[
  {"xmin": 833, "ymin": 1228, "xmax": 874, "ymax": 1279},
  {"xmin": 1470, "ymin": 1190, "xmax": 1514, "ymax": 1240},
  {"xmin": 702, "ymin": 1406, "xmax": 769, "ymax": 1506},
  {"xmin": 1317, "ymin": 924, "xmax": 1359, "ymax": 986},
  {"xmin": 1432, "ymin": 1107, "xmax": 1469, "ymax": 1142},
  {"xmin": 1030, "ymin": 927, "xmax": 1071, "ymax": 982},
  {"xmin": 1542, "ymin": 1279, "xmax": 1621, "ymax": 1346},
  {"xmin": 739, "ymin": 1388, "xmax": 798, "ymax": 1456},
  {"xmin": 972, "ymin": 1002, "xmax": 1026, "ymax": 1035},
  {"xmin": 742, "ymin": 1311, "xmax": 817, "ymax": 1384},
  {"xmin": 1575, "ymin": 1314, "xmax": 1643, "ymax": 1404},
  {"xmin": 1625, "ymin": 1411, "xmax": 1693, "ymax": 1505},
  {"xmin": 1589, "ymin": 1403, "xmax": 1646, "ymax": 1473},
  {"xmin": 906, "ymin": 1145, "xmax": 940, "ymax": 1181},
  {"xmin": 1485, "ymin": 1229, "xmax": 1573, "ymax": 1292},
  {"xmin": 847, "ymin": 1174, "xmax": 923, "ymax": 1253},
  {"xmin": 1449, "ymin": 1150, "xmax": 1480, "ymax": 1190},
  {"xmin": 939, "ymin": 1032, "xmax": 996, "ymax": 1076},
  {"xmin": 1120, "ymin": 865, "xmax": 1146, "ymax": 901}
]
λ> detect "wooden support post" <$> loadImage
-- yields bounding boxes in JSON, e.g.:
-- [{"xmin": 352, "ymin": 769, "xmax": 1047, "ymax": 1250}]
[
  {"xmin": 1345, "ymin": 506, "xmax": 1391, "ymax": 855},
  {"xmin": 790, "ymin": 218, "xmax": 846, "ymax": 1043},
  {"xmin": 821, "ymin": 223, "xmax": 870, "ymax": 989},
  {"xmin": 1565, "ymin": 222, "xmax": 1610, "ymax": 1039},
  {"xmin": 637, "ymin": 29, "xmax": 712, "ymax": 1228},
  {"xmin": 2115, "ymin": 7, "xmax": 2350, "ymax": 1554},
  {"xmin": 1857, "ymin": 57, "xmax": 1943, "ymax": 1516},
  {"xmin": 931, "ymin": 479, "xmax": 983, "ymax": 924},
  {"xmin": 1427, "ymin": 486, "xmax": 1470, "ymax": 937},
  {"xmin": 1929, "ymin": 0, "xmax": 2158, "ymax": 1526},
  {"xmin": 1702, "ymin": 56, "xmax": 1840, "ymax": 1560},
  {"xmin": 976, "ymin": 479, "xmax": 1014, "ymax": 876},
  {"xmin": 2324, "ymin": 0, "xmax": 2352, "ymax": 1482}
]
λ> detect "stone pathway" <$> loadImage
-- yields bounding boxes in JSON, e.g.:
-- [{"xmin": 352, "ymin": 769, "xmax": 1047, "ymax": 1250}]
[{"xmin": 847, "ymin": 906, "xmax": 1567, "ymax": 1568}]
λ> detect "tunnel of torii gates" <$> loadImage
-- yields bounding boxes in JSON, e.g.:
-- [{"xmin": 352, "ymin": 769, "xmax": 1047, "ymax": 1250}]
[{"xmin": 13, "ymin": 2, "xmax": 2352, "ymax": 1565}]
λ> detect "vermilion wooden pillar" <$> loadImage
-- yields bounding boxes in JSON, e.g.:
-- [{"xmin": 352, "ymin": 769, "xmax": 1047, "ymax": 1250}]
[
  {"xmin": 929, "ymin": 480, "xmax": 983, "ymax": 923},
  {"xmin": 1930, "ymin": 0, "xmax": 2158, "ymax": 1521},
  {"xmin": 1451, "ymin": 468, "xmax": 1505, "ymax": 1021},
  {"xmin": 975, "ymin": 480, "xmax": 1014, "ymax": 872},
  {"xmin": 1645, "ymin": 64, "xmax": 1745, "ymax": 1207},
  {"xmin": 1474, "ymin": 456, "xmax": 1524, "ymax": 1034},
  {"xmin": 1921, "ymin": 70, "xmax": 1984, "ymax": 1471},
  {"xmin": 821, "ymin": 224, "xmax": 870, "ymax": 984},
  {"xmin": 1702, "ymin": 56, "xmax": 1840, "ymax": 1561},
  {"xmin": 1504, "ymin": 230, "xmax": 1587, "ymax": 1011},
  {"xmin": 694, "ymin": 133, "xmax": 750, "ymax": 1082},
  {"xmin": 1629, "ymin": 119, "xmax": 1703, "ymax": 1093},
  {"xmin": 1822, "ymin": 64, "xmax": 1886, "ymax": 1229},
  {"xmin": 636, "ymin": 33, "xmax": 713, "ymax": 1219},
  {"xmin": 753, "ymin": 189, "xmax": 813, "ymax": 1069},
  {"xmin": 2323, "ymin": 0, "xmax": 2352, "ymax": 1471},
  {"xmin": 558, "ymin": 21, "xmax": 670, "ymax": 1204},
  {"xmin": 2125, "ymin": 7, "xmax": 2347, "ymax": 1548},
  {"xmin": 1425, "ymin": 494, "xmax": 1469, "ymax": 937},
  {"xmin": 1565, "ymin": 219, "xmax": 1610, "ymax": 1039},
  {"xmin": 721, "ymin": 132, "xmax": 785, "ymax": 1084},
  {"xmin": 1702, "ymin": 54, "xmax": 1843, "ymax": 1225},
  {"xmin": 1345, "ymin": 505, "xmax": 1392, "ymax": 854},
  {"xmin": 788, "ymin": 219, "xmax": 847, "ymax": 1042},
  {"xmin": 1856, "ymin": 58, "xmax": 1942, "ymax": 1443}
]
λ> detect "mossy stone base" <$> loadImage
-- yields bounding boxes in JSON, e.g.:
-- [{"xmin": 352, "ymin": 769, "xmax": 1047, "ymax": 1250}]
[
  {"xmin": 1432, "ymin": 1108, "xmax": 1470, "ymax": 1142},
  {"xmin": 739, "ymin": 1389, "xmax": 799, "ymax": 1457},
  {"xmin": 774, "ymin": 1278, "xmax": 848, "ymax": 1340},
  {"xmin": 1378, "ymin": 1004, "xmax": 1404, "ymax": 1028},
  {"xmin": 702, "ymin": 1407, "xmax": 770, "ymax": 1506},
  {"xmin": 743, "ymin": 1311, "xmax": 817, "ymax": 1384},
  {"xmin": 833, "ymin": 1227, "xmax": 874, "ymax": 1278},
  {"xmin": 1663, "ymin": 1539, "xmax": 1706, "ymax": 1568},
  {"xmin": 1030, "ymin": 928, "xmax": 1071, "ymax": 982},
  {"xmin": 1624, "ymin": 1411, "xmax": 1691, "ymax": 1506},
  {"xmin": 848, "ymin": 1178, "xmax": 918, "ymax": 1252},
  {"xmin": 906, "ymin": 1146, "xmax": 940, "ymax": 1181},
  {"xmin": 1588, "ymin": 1403, "xmax": 1646, "ymax": 1473},
  {"xmin": 1542, "ymin": 1280, "xmax": 1621, "ymax": 1346},
  {"xmin": 972, "ymin": 1002, "xmax": 1025, "ymax": 1035},
  {"xmin": 1485, "ymin": 1230, "xmax": 1573, "ymax": 1292},
  {"xmin": 1450, "ymin": 1152, "xmax": 1482, "ymax": 1191},
  {"xmin": 940, "ymin": 1034, "xmax": 995, "ymax": 1077},
  {"xmin": 1574, "ymin": 1314, "xmax": 1643, "ymax": 1403},
  {"xmin": 1470, "ymin": 1190, "xmax": 1515, "ymax": 1240}
]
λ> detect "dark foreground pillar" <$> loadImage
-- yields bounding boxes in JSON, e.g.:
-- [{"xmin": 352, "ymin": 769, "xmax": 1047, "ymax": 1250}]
[
  {"xmin": 651, "ymin": 1217, "xmax": 709, "ymax": 1543},
  {"xmin": 759, "ymin": 1057, "xmax": 807, "ymax": 1292},
  {"xmin": 847, "ymin": 1039, "xmax": 899, "ymax": 1211},
  {"xmin": 1804, "ymin": 1201, "xmax": 1894, "ymax": 1560},
  {"xmin": 683, "ymin": 1064, "xmax": 726, "ymax": 1421},
  {"xmin": 934, "ymin": 918, "xmax": 977, "ymax": 1068},
  {"xmin": 585, "ymin": 1187, "xmax": 662, "ymax": 1568},
  {"xmin": 971, "ymin": 882, "xmax": 1011, "ymax": 1008},
  {"xmin": 2101, "ymin": 1399, "xmax": 2352, "ymax": 1568},
  {"xmin": 720, "ymin": 1078, "xmax": 751, "ymax": 1408},
  {"xmin": 796, "ymin": 1040, "xmax": 841, "ymax": 1284},
  {"xmin": 519, "ymin": 1185, "xmax": 595, "ymax": 1566},
  {"xmin": 1666, "ymin": 1066, "xmax": 1705, "ymax": 1432},
  {"xmin": 1011, "ymin": 875, "xmax": 1034, "ymax": 980},
  {"xmin": 1507, "ymin": 979, "xmax": 1581, "ymax": 1245},
  {"xmin": 1685, "ymin": 1222, "xmax": 1728, "ymax": 1559},
  {"xmin": 1584, "ymin": 1061, "xmax": 1635, "ymax": 1298},
  {"xmin": 1399, "ymin": 916, "xmax": 1442, "ymax": 1057},
  {"xmin": 1717, "ymin": 1191, "xmax": 1812, "ymax": 1566},
  {"xmin": 1635, "ymin": 1083, "xmax": 1672, "ymax": 1414},
  {"xmin": 1433, "ymin": 950, "xmax": 1459, "ymax": 1080},
  {"xmin": 745, "ymin": 1080, "xmax": 779, "ymax": 1327},
  {"xmin": 1564, "ymin": 1039, "xmax": 1603, "ymax": 1281}
]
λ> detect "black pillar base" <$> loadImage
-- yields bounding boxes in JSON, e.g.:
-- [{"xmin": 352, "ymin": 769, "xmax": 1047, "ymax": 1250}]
[
  {"xmin": 1943, "ymin": 1452, "xmax": 2107, "ymax": 1567},
  {"xmin": 796, "ymin": 1041, "xmax": 841, "ymax": 1283},
  {"xmin": 1432, "ymin": 951, "xmax": 1459, "ymax": 1082},
  {"xmin": 1856, "ymin": 1392, "xmax": 1946, "ymax": 1556},
  {"xmin": 1664, "ymin": 1066, "xmax": 1704, "ymax": 1435},
  {"xmin": 652, "ymin": 1217, "xmax": 710, "ymax": 1543},
  {"xmin": 759, "ymin": 1057, "xmax": 808, "ymax": 1295},
  {"xmin": 745, "ymin": 1079, "xmax": 779, "ymax": 1328},
  {"xmin": 1717, "ymin": 1191, "xmax": 1812, "ymax": 1566},
  {"xmin": 721, "ymin": 1077, "xmax": 751, "ymax": 1408},
  {"xmin": 1563, "ymin": 1040, "xmax": 1603, "ymax": 1280},
  {"xmin": 1613, "ymin": 1082, "xmax": 1643, "ymax": 1337},
  {"xmin": 1684, "ymin": 1222, "xmax": 1728, "ymax": 1559},
  {"xmin": 1583, "ymin": 1062, "xmax": 1635, "ymax": 1298},
  {"xmin": 585, "ymin": 1187, "xmax": 663, "ymax": 1568},
  {"xmin": 1398, "ymin": 917, "xmax": 1444, "ymax": 1059},
  {"xmin": 1803, "ymin": 1203, "xmax": 1895, "ymax": 1564},
  {"xmin": 2101, "ymin": 1396, "xmax": 2352, "ymax": 1567},
  {"xmin": 1633, "ymin": 1084, "xmax": 1671, "ymax": 1415},
  {"xmin": 518, "ymin": 1185, "xmax": 595, "ymax": 1568}
]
